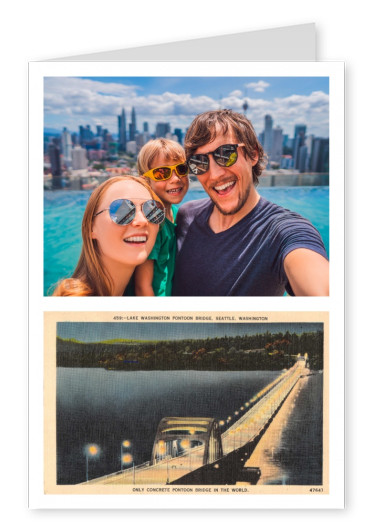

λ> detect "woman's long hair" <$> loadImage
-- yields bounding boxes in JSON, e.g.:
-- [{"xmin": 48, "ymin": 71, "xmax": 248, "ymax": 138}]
[{"xmin": 53, "ymin": 175, "xmax": 160, "ymax": 296}]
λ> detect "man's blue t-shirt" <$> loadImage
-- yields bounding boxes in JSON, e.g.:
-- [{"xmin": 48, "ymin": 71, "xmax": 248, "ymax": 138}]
[{"xmin": 172, "ymin": 197, "xmax": 328, "ymax": 296}]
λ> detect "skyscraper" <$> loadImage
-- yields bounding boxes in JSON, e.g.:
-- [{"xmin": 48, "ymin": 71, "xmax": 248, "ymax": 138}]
[
  {"xmin": 136, "ymin": 133, "xmax": 151, "ymax": 151},
  {"xmin": 79, "ymin": 125, "xmax": 94, "ymax": 146},
  {"xmin": 311, "ymin": 138, "xmax": 329, "ymax": 172},
  {"xmin": 174, "ymin": 128, "xmax": 183, "ymax": 144},
  {"xmin": 48, "ymin": 142, "xmax": 62, "ymax": 189},
  {"xmin": 293, "ymin": 125, "xmax": 307, "ymax": 169},
  {"xmin": 271, "ymin": 126, "xmax": 283, "ymax": 165},
  {"xmin": 297, "ymin": 145, "xmax": 308, "ymax": 173},
  {"xmin": 155, "ymin": 122, "xmax": 171, "ymax": 138},
  {"xmin": 118, "ymin": 108, "xmax": 127, "ymax": 151},
  {"xmin": 71, "ymin": 132, "xmax": 78, "ymax": 146},
  {"xmin": 263, "ymin": 115, "xmax": 273, "ymax": 162},
  {"xmin": 72, "ymin": 146, "xmax": 88, "ymax": 170},
  {"xmin": 61, "ymin": 127, "xmax": 73, "ymax": 168},
  {"xmin": 129, "ymin": 107, "xmax": 137, "ymax": 142}
]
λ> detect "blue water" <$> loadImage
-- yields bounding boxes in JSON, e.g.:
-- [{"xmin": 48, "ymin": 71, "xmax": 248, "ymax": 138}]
[
  {"xmin": 57, "ymin": 369, "xmax": 281, "ymax": 483},
  {"xmin": 44, "ymin": 186, "xmax": 329, "ymax": 295}
]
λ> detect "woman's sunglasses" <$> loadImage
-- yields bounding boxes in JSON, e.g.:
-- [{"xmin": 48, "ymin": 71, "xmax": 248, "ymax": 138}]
[
  {"xmin": 187, "ymin": 144, "xmax": 244, "ymax": 176},
  {"xmin": 143, "ymin": 162, "xmax": 189, "ymax": 182},
  {"xmin": 94, "ymin": 199, "xmax": 165, "ymax": 225}
]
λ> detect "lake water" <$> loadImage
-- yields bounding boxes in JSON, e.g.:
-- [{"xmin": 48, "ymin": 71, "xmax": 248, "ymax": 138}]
[
  {"xmin": 56, "ymin": 368, "xmax": 322, "ymax": 485},
  {"xmin": 44, "ymin": 185, "xmax": 329, "ymax": 295}
]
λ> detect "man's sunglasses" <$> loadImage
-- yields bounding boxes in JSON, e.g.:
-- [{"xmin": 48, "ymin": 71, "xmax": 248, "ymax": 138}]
[
  {"xmin": 143, "ymin": 162, "xmax": 189, "ymax": 182},
  {"xmin": 94, "ymin": 199, "xmax": 165, "ymax": 225},
  {"xmin": 187, "ymin": 144, "xmax": 244, "ymax": 176}
]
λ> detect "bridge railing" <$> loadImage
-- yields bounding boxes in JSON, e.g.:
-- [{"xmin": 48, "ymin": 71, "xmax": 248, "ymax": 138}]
[
  {"xmin": 221, "ymin": 361, "xmax": 305, "ymax": 454},
  {"xmin": 82, "ymin": 460, "xmax": 152, "ymax": 484}
]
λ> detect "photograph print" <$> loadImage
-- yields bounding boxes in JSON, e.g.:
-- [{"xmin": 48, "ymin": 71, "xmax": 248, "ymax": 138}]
[{"xmin": 43, "ymin": 74, "xmax": 330, "ymax": 297}]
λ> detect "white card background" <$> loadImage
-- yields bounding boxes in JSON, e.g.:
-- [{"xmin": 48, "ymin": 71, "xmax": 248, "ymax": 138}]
[
  {"xmin": 29, "ymin": 59, "xmax": 344, "ymax": 510},
  {"xmin": 4, "ymin": 0, "xmax": 373, "ymax": 525}
]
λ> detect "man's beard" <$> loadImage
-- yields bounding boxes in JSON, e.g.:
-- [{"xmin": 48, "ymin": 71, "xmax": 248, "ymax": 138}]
[{"xmin": 211, "ymin": 179, "xmax": 252, "ymax": 216}]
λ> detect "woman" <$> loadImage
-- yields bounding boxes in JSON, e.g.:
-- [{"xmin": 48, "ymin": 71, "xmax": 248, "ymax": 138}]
[{"xmin": 53, "ymin": 176, "xmax": 165, "ymax": 296}]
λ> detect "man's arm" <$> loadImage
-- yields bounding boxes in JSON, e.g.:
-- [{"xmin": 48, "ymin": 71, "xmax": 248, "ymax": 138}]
[
  {"xmin": 134, "ymin": 259, "xmax": 155, "ymax": 296},
  {"xmin": 284, "ymin": 248, "xmax": 329, "ymax": 296}
]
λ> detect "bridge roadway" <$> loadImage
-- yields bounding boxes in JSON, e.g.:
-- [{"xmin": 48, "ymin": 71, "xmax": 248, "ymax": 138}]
[{"xmin": 85, "ymin": 359, "xmax": 307, "ymax": 486}]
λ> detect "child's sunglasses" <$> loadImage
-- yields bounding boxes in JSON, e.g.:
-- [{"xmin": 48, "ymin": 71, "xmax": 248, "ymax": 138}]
[
  {"xmin": 143, "ymin": 162, "xmax": 189, "ymax": 182},
  {"xmin": 94, "ymin": 198, "xmax": 165, "ymax": 225},
  {"xmin": 187, "ymin": 144, "xmax": 244, "ymax": 176}
]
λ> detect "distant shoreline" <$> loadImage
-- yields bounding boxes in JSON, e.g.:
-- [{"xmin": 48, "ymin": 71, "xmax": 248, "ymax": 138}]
[
  {"xmin": 44, "ymin": 171, "xmax": 329, "ymax": 193},
  {"xmin": 189, "ymin": 172, "xmax": 329, "ymax": 189}
]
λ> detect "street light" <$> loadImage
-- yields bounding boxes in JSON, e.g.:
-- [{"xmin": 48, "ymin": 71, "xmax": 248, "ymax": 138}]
[
  {"xmin": 122, "ymin": 452, "xmax": 133, "ymax": 465},
  {"xmin": 84, "ymin": 443, "xmax": 100, "ymax": 482},
  {"xmin": 121, "ymin": 440, "xmax": 132, "ymax": 471}
]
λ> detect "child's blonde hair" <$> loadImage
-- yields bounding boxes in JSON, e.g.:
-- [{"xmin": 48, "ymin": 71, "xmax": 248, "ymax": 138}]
[{"xmin": 137, "ymin": 138, "xmax": 186, "ymax": 175}]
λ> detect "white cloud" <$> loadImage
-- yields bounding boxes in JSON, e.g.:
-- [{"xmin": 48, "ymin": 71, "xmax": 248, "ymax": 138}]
[
  {"xmin": 44, "ymin": 78, "xmax": 329, "ymax": 138},
  {"xmin": 245, "ymin": 81, "xmax": 271, "ymax": 93},
  {"xmin": 229, "ymin": 90, "xmax": 242, "ymax": 98}
]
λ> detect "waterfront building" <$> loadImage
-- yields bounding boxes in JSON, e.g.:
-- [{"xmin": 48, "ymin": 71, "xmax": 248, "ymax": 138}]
[
  {"xmin": 311, "ymin": 138, "xmax": 329, "ymax": 172},
  {"xmin": 304, "ymin": 134, "xmax": 315, "ymax": 171},
  {"xmin": 280, "ymin": 155, "xmax": 294, "ymax": 169},
  {"xmin": 297, "ymin": 145, "xmax": 308, "ymax": 173}
]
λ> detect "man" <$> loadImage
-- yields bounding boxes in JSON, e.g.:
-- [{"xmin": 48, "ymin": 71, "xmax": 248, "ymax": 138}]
[{"xmin": 172, "ymin": 109, "xmax": 329, "ymax": 296}]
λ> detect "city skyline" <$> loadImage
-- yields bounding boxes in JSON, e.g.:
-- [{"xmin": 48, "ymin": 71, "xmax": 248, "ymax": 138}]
[{"xmin": 44, "ymin": 76, "xmax": 329, "ymax": 139}]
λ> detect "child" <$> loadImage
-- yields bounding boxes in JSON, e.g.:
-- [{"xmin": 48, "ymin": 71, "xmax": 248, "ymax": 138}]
[{"xmin": 135, "ymin": 138, "xmax": 189, "ymax": 296}]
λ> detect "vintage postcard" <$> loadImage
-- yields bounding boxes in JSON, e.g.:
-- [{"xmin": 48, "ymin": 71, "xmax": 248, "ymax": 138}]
[{"xmin": 41, "ymin": 311, "xmax": 333, "ymax": 508}]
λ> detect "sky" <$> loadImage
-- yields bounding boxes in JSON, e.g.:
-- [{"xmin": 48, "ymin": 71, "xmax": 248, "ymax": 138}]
[
  {"xmin": 44, "ymin": 76, "xmax": 329, "ymax": 139},
  {"xmin": 57, "ymin": 321, "xmax": 324, "ymax": 343}
]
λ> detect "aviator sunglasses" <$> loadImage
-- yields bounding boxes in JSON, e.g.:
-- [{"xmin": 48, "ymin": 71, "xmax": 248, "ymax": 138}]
[
  {"xmin": 187, "ymin": 144, "xmax": 245, "ymax": 176},
  {"xmin": 94, "ymin": 198, "xmax": 165, "ymax": 225},
  {"xmin": 143, "ymin": 162, "xmax": 189, "ymax": 182}
]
